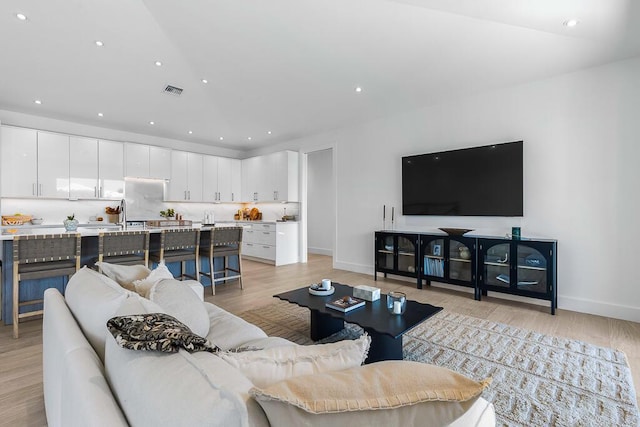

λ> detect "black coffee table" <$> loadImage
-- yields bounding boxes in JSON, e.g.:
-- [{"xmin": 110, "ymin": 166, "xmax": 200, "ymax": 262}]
[{"xmin": 274, "ymin": 283, "xmax": 443, "ymax": 363}]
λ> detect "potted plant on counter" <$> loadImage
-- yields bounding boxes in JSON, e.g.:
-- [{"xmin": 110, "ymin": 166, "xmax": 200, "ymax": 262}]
[
  {"xmin": 160, "ymin": 208, "xmax": 175, "ymax": 219},
  {"xmin": 63, "ymin": 214, "xmax": 79, "ymax": 231}
]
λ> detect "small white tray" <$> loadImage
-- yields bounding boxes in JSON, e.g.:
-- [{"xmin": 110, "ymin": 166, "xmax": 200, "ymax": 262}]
[{"xmin": 309, "ymin": 285, "xmax": 335, "ymax": 296}]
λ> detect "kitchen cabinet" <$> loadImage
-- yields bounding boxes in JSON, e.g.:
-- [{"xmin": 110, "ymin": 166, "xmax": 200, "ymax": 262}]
[
  {"xmin": 204, "ymin": 156, "xmax": 242, "ymax": 202},
  {"xmin": 125, "ymin": 144, "xmax": 171, "ymax": 180},
  {"xmin": 0, "ymin": 126, "xmax": 69, "ymax": 198},
  {"xmin": 69, "ymin": 136, "xmax": 99, "ymax": 199},
  {"xmin": 149, "ymin": 146, "xmax": 171, "ymax": 180},
  {"xmin": 167, "ymin": 151, "xmax": 203, "ymax": 201},
  {"xmin": 37, "ymin": 132, "xmax": 70, "ymax": 198},
  {"xmin": 242, "ymin": 222, "xmax": 299, "ymax": 266},
  {"xmin": 0, "ymin": 126, "xmax": 38, "ymax": 197},
  {"xmin": 98, "ymin": 140, "xmax": 125, "ymax": 199},
  {"xmin": 241, "ymin": 150, "xmax": 298, "ymax": 202}
]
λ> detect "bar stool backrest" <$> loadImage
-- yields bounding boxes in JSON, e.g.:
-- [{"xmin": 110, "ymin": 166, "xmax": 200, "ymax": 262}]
[
  {"xmin": 98, "ymin": 231, "xmax": 150, "ymax": 266},
  {"xmin": 13, "ymin": 233, "xmax": 81, "ymax": 266},
  {"xmin": 211, "ymin": 227, "xmax": 243, "ymax": 248},
  {"xmin": 161, "ymin": 229, "xmax": 200, "ymax": 251}
]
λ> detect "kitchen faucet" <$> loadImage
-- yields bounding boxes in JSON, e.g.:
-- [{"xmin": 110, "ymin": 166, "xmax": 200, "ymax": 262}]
[{"xmin": 119, "ymin": 199, "xmax": 127, "ymax": 230}]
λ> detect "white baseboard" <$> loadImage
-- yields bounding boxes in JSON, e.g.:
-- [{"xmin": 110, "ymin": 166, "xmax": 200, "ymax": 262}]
[
  {"xmin": 333, "ymin": 260, "xmax": 372, "ymax": 276},
  {"xmin": 308, "ymin": 247, "xmax": 333, "ymax": 256}
]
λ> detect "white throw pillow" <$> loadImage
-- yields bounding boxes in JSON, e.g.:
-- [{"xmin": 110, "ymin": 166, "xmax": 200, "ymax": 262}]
[
  {"xmin": 132, "ymin": 262, "xmax": 174, "ymax": 297},
  {"xmin": 95, "ymin": 262, "xmax": 151, "ymax": 292},
  {"xmin": 249, "ymin": 360, "xmax": 491, "ymax": 427},
  {"xmin": 64, "ymin": 266, "xmax": 134, "ymax": 360},
  {"xmin": 148, "ymin": 279, "xmax": 210, "ymax": 338},
  {"xmin": 218, "ymin": 335, "xmax": 371, "ymax": 388}
]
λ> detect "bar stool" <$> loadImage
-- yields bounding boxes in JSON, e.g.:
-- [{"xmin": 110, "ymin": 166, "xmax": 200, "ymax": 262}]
[
  {"xmin": 97, "ymin": 230, "xmax": 150, "ymax": 268},
  {"xmin": 13, "ymin": 233, "xmax": 81, "ymax": 338},
  {"xmin": 199, "ymin": 227, "xmax": 243, "ymax": 295},
  {"xmin": 149, "ymin": 229, "xmax": 200, "ymax": 280}
]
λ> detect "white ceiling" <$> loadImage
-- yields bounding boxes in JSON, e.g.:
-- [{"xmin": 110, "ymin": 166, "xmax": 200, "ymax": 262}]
[{"xmin": 1, "ymin": 0, "xmax": 638, "ymax": 151}]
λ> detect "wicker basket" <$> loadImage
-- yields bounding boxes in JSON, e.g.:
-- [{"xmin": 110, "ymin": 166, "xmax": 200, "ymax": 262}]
[{"xmin": 2, "ymin": 215, "xmax": 33, "ymax": 226}]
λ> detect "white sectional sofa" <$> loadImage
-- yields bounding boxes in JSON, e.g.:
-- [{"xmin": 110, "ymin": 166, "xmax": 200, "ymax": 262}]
[{"xmin": 42, "ymin": 266, "xmax": 496, "ymax": 426}]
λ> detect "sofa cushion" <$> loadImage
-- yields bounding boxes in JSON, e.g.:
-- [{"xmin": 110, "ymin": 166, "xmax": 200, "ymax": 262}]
[
  {"xmin": 235, "ymin": 336, "xmax": 298, "ymax": 351},
  {"xmin": 148, "ymin": 279, "xmax": 210, "ymax": 337},
  {"xmin": 132, "ymin": 262, "xmax": 174, "ymax": 296},
  {"xmin": 250, "ymin": 360, "xmax": 491, "ymax": 426},
  {"xmin": 64, "ymin": 266, "xmax": 133, "ymax": 360},
  {"xmin": 218, "ymin": 335, "xmax": 370, "ymax": 388},
  {"xmin": 95, "ymin": 261, "xmax": 151, "ymax": 292},
  {"xmin": 204, "ymin": 302, "xmax": 268, "ymax": 350},
  {"xmin": 105, "ymin": 296, "xmax": 270, "ymax": 427}
]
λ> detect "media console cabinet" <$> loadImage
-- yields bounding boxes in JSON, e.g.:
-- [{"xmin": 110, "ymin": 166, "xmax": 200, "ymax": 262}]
[{"xmin": 374, "ymin": 230, "xmax": 557, "ymax": 314}]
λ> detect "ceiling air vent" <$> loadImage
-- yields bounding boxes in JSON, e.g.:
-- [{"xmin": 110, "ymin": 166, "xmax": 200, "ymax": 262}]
[{"xmin": 163, "ymin": 85, "xmax": 183, "ymax": 96}]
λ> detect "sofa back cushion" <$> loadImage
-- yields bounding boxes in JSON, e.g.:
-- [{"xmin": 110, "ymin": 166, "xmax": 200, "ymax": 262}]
[
  {"xmin": 218, "ymin": 335, "xmax": 370, "ymax": 388},
  {"xmin": 65, "ymin": 266, "xmax": 133, "ymax": 360},
  {"xmin": 105, "ymin": 296, "xmax": 269, "ymax": 427},
  {"xmin": 203, "ymin": 302, "xmax": 267, "ymax": 350},
  {"xmin": 148, "ymin": 279, "xmax": 210, "ymax": 337}
]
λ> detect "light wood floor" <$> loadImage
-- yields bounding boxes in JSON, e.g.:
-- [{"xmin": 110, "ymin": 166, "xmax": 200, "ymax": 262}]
[{"xmin": 1, "ymin": 254, "xmax": 639, "ymax": 426}]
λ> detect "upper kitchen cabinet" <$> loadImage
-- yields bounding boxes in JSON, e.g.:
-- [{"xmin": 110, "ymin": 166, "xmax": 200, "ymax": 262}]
[
  {"xmin": 167, "ymin": 150, "xmax": 203, "ymax": 202},
  {"xmin": 69, "ymin": 136, "xmax": 98, "ymax": 199},
  {"xmin": 0, "ymin": 126, "xmax": 38, "ymax": 197},
  {"xmin": 241, "ymin": 150, "xmax": 298, "ymax": 202},
  {"xmin": 0, "ymin": 126, "xmax": 68, "ymax": 198},
  {"xmin": 124, "ymin": 144, "xmax": 171, "ymax": 180},
  {"xmin": 98, "ymin": 140, "xmax": 125, "ymax": 199},
  {"xmin": 203, "ymin": 156, "xmax": 242, "ymax": 202}
]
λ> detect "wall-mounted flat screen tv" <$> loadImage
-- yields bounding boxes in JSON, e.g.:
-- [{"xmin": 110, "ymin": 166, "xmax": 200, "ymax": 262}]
[{"xmin": 402, "ymin": 141, "xmax": 523, "ymax": 216}]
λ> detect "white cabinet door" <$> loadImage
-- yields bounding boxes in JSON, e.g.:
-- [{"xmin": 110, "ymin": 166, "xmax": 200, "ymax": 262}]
[
  {"xmin": 69, "ymin": 136, "xmax": 98, "ymax": 199},
  {"xmin": 37, "ymin": 131, "xmax": 70, "ymax": 198},
  {"xmin": 187, "ymin": 153, "xmax": 203, "ymax": 202},
  {"xmin": 149, "ymin": 146, "xmax": 171, "ymax": 180},
  {"xmin": 217, "ymin": 157, "xmax": 232, "ymax": 202},
  {"xmin": 98, "ymin": 140, "xmax": 124, "ymax": 199},
  {"xmin": 0, "ymin": 126, "xmax": 38, "ymax": 197},
  {"xmin": 230, "ymin": 159, "xmax": 242, "ymax": 203},
  {"xmin": 125, "ymin": 143, "xmax": 150, "ymax": 178},
  {"xmin": 271, "ymin": 150, "xmax": 299, "ymax": 202},
  {"xmin": 168, "ymin": 150, "xmax": 188, "ymax": 201},
  {"xmin": 202, "ymin": 155, "xmax": 219, "ymax": 202},
  {"xmin": 242, "ymin": 156, "xmax": 264, "ymax": 202}
]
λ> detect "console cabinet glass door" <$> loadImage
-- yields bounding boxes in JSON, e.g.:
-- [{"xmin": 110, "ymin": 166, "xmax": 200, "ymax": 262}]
[
  {"xmin": 479, "ymin": 239, "xmax": 554, "ymax": 297},
  {"xmin": 375, "ymin": 232, "xmax": 419, "ymax": 277},
  {"xmin": 448, "ymin": 237, "xmax": 475, "ymax": 285}
]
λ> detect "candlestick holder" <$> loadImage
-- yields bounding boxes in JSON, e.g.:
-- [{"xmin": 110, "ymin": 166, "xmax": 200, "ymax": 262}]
[{"xmin": 386, "ymin": 291, "xmax": 406, "ymax": 315}]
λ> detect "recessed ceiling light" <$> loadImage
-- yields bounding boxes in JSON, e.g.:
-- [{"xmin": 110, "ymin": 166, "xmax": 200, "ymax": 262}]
[
  {"xmin": 267, "ymin": 131, "xmax": 272, "ymax": 135},
  {"xmin": 149, "ymin": 121, "xmax": 155, "ymax": 125},
  {"xmin": 219, "ymin": 137, "xmax": 224, "ymax": 141},
  {"xmin": 247, "ymin": 137, "xmax": 252, "ymax": 141},
  {"xmin": 95, "ymin": 40, "xmax": 104, "ymax": 47},
  {"xmin": 155, "ymin": 61, "xmax": 162, "ymax": 67},
  {"xmin": 355, "ymin": 86, "xmax": 363, "ymax": 93},
  {"xmin": 201, "ymin": 79, "xmax": 208, "ymax": 84},
  {"xmin": 97, "ymin": 112, "xmax": 104, "ymax": 117},
  {"xmin": 34, "ymin": 99, "xmax": 42, "ymax": 105},
  {"xmin": 16, "ymin": 13, "xmax": 27, "ymax": 21},
  {"xmin": 188, "ymin": 130, "xmax": 193, "ymax": 134},
  {"xmin": 564, "ymin": 19, "xmax": 579, "ymax": 27}
]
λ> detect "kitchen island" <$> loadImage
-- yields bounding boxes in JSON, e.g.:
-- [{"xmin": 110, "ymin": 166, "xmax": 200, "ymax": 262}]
[{"xmin": 0, "ymin": 224, "xmax": 242, "ymax": 324}]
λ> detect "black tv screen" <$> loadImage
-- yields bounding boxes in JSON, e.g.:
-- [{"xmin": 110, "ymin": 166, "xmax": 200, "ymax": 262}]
[{"xmin": 402, "ymin": 141, "xmax": 523, "ymax": 216}]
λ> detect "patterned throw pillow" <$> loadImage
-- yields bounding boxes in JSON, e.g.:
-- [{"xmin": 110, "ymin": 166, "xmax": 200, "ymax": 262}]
[{"xmin": 107, "ymin": 313, "xmax": 218, "ymax": 354}]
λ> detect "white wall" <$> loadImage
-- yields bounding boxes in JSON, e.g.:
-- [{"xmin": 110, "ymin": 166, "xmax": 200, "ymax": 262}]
[
  {"xmin": 264, "ymin": 55, "xmax": 640, "ymax": 322},
  {"xmin": 307, "ymin": 149, "xmax": 334, "ymax": 255}
]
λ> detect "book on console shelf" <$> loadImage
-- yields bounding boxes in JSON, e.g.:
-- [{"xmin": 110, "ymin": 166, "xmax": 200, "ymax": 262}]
[{"xmin": 325, "ymin": 296, "xmax": 366, "ymax": 313}]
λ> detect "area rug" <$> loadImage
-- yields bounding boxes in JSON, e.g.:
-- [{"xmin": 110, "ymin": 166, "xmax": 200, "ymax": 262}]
[{"xmin": 238, "ymin": 301, "xmax": 639, "ymax": 427}]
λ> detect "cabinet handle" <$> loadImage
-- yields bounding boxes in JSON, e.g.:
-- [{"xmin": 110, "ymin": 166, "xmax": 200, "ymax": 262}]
[
  {"xmin": 33, "ymin": 183, "xmax": 36, "ymax": 196},
  {"xmin": 39, "ymin": 183, "xmax": 42, "ymax": 196},
  {"xmin": 184, "ymin": 190, "xmax": 187, "ymax": 200},
  {"xmin": 263, "ymin": 245, "xmax": 270, "ymax": 249},
  {"xmin": 94, "ymin": 186, "xmax": 98, "ymax": 197},
  {"xmin": 231, "ymin": 193, "xmax": 234, "ymax": 201},
  {"xmin": 99, "ymin": 186, "xmax": 103, "ymax": 198},
  {"xmin": 263, "ymin": 232, "xmax": 270, "ymax": 235}
]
